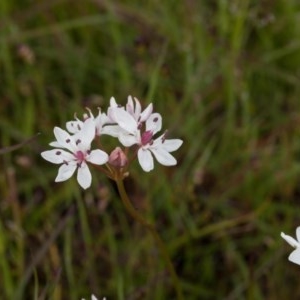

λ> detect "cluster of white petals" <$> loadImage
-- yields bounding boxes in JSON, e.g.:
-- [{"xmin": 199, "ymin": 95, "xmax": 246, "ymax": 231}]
[
  {"xmin": 41, "ymin": 118, "xmax": 108, "ymax": 189},
  {"xmin": 41, "ymin": 96, "xmax": 183, "ymax": 188},
  {"xmin": 281, "ymin": 227, "xmax": 300, "ymax": 265},
  {"xmin": 108, "ymin": 96, "xmax": 183, "ymax": 171}
]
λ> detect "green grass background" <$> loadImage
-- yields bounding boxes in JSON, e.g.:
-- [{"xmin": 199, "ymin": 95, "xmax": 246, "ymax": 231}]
[{"xmin": 1, "ymin": 0, "xmax": 300, "ymax": 299}]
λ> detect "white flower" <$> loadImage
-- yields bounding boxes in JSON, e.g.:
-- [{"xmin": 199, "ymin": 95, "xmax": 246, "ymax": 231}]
[
  {"xmin": 81, "ymin": 295, "xmax": 106, "ymax": 300},
  {"xmin": 41, "ymin": 118, "xmax": 108, "ymax": 189},
  {"xmin": 109, "ymin": 102, "xmax": 160, "ymax": 147},
  {"xmin": 110, "ymin": 102, "xmax": 183, "ymax": 172},
  {"xmin": 105, "ymin": 96, "xmax": 153, "ymax": 142},
  {"xmin": 138, "ymin": 131, "xmax": 183, "ymax": 172},
  {"xmin": 281, "ymin": 227, "xmax": 300, "ymax": 265}
]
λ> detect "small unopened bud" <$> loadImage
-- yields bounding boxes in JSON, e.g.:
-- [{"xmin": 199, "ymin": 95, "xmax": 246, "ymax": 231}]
[{"xmin": 109, "ymin": 147, "xmax": 128, "ymax": 168}]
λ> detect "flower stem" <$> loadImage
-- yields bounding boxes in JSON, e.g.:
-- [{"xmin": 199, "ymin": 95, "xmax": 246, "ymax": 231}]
[{"xmin": 115, "ymin": 179, "xmax": 183, "ymax": 300}]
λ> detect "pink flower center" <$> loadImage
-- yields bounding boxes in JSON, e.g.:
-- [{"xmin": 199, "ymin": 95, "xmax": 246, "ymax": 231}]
[
  {"xmin": 74, "ymin": 150, "xmax": 85, "ymax": 163},
  {"xmin": 141, "ymin": 130, "xmax": 153, "ymax": 145}
]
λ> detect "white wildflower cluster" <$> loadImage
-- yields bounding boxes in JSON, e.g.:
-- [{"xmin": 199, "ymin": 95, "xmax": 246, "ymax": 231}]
[{"xmin": 41, "ymin": 96, "xmax": 183, "ymax": 189}]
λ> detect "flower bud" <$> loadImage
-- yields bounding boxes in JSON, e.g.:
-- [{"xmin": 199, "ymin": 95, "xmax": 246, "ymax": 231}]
[{"xmin": 109, "ymin": 147, "xmax": 128, "ymax": 168}]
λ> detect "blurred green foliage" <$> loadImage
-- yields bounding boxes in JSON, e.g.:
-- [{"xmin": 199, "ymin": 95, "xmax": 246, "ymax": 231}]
[{"xmin": 1, "ymin": 0, "xmax": 300, "ymax": 299}]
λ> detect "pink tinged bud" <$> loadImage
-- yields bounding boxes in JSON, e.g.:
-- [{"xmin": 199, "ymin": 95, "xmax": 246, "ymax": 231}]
[
  {"xmin": 109, "ymin": 147, "xmax": 128, "ymax": 167},
  {"xmin": 141, "ymin": 130, "xmax": 153, "ymax": 145}
]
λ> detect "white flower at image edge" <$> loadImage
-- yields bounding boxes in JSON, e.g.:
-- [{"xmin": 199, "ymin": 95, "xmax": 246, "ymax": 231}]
[
  {"xmin": 41, "ymin": 118, "xmax": 108, "ymax": 189},
  {"xmin": 81, "ymin": 295, "xmax": 106, "ymax": 300},
  {"xmin": 281, "ymin": 226, "xmax": 300, "ymax": 265}
]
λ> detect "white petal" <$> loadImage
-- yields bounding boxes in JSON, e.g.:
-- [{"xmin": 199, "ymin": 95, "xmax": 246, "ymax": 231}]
[
  {"xmin": 91, "ymin": 295, "xmax": 98, "ymax": 300},
  {"xmin": 119, "ymin": 133, "xmax": 139, "ymax": 147},
  {"xmin": 66, "ymin": 120, "xmax": 83, "ymax": 134},
  {"xmin": 87, "ymin": 149, "xmax": 108, "ymax": 165},
  {"xmin": 107, "ymin": 98, "xmax": 119, "ymax": 123},
  {"xmin": 77, "ymin": 163, "xmax": 92, "ymax": 189},
  {"xmin": 100, "ymin": 112, "xmax": 112, "ymax": 125},
  {"xmin": 133, "ymin": 97, "xmax": 141, "ymax": 119},
  {"xmin": 140, "ymin": 103, "xmax": 153, "ymax": 122},
  {"xmin": 54, "ymin": 127, "xmax": 70, "ymax": 145},
  {"xmin": 77, "ymin": 118, "xmax": 95, "ymax": 149},
  {"xmin": 138, "ymin": 148, "xmax": 154, "ymax": 172},
  {"xmin": 55, "ymin": 163, "xmax": 77, "ymax": 182},
  {"xmin": 146, "ymin": 113, "xmax": 162, "ymax": 134},
  {"xmin": 53, "ymin": 127, "xmax": 75, "ymax": 152},
  {"xmin": 161, "ymin": 139, "xmax": 183, "ymax": 152},
  {"xmin": 41, "ymin": 149, "xmax": 73, "ymax": 164},
  {"xmin": 151, "ymin": 148, "xmax": 177, "ymax": 166},
  {"xmin": 110, "ymin": 96, "xmax": 118, "ymax": 108},
  {"xmin": 296, "ymin": 227, "xmax": 300, "ymax": 242},
  {"xmin": 281, "ymin": 232, "xmax": 300, "ymax": 248},
  {"xmin": 49, "ymin": 141, "xmax": 62, "ymax": 147},
  {"xmin": 94, "ymin": 109, "xmax": 108, "ymax": 135},
  {"xmin": 110, "ymin": 108, "xmax": 137, "ymax": 134},
  {"xmin": 289, "ymin": 248, "xmax": 300, "ymax": 265},
  {"xmin": 126, "ymin": 95, "xmax": 135, "ymax": 116},
  {"xmin": 101, "ymin": 125, "xmax": 122, "ymax": 137}
]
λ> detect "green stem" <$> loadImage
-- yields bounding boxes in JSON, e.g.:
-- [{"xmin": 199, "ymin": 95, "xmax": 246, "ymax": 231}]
[{"xmin": 116, "ymin": 179, "xmax": 183, "ymax": 300}]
